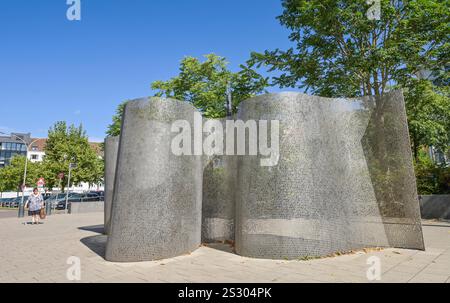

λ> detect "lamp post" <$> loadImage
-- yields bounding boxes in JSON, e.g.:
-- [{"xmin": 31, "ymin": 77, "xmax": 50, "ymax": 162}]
[
  {"xmin": 0, "ymin": 132, "xmax": 39, "ymax": 218},
  {"xmin": 65, "ymin": 162, "xmax": 77, "ymax": 214},
  {"xmin": 226, "ymin": 81, "xmax": 233, "ymax": 117}
]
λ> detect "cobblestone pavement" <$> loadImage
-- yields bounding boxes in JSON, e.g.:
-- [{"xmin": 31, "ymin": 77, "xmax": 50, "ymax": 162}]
[{"xmin": 0, "ymin": 213, "xmax": 449, "ymax": 283}]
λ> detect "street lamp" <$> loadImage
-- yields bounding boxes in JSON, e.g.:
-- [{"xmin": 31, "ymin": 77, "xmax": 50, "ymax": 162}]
[
  {"xmin": 226, "ymin": 81, "xmax": 233, "ymax": 117},
  {"xmin": 65, "ymin": 161, "xmax": 77, "ymax": 214},
  {"xmin": 0, "ymin": 131, "xmax": 40, "ymax": 218}
]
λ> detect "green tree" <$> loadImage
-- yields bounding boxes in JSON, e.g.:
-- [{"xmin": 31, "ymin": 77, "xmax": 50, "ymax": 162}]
[
  {"xmin": 0, "ymin": 156, "xmax": 44, "ymax": 192},
  {"xmin": 249, "ymin": 0, "xmax": 449, "ymax": 97},
  {"xmin": 404, "ymin": 79, "xmax": 450, "ymax": 160},
  {"xmin": 106, "ymin": 101, "xmax": 127, "ymax": 137},
  {"xmin": 0, "ymin": 171, "xmax": 5, "ymax": 193},
  {"xmin": 106, "ymin": 54, "xmax": 269, "ymax": 136},
  {"xmin": 152, "ymin": 54, "xmax": 268, "ymax": 118},
  {"xmin": 248, "ymin": 0, "xmax": 449, "ymax": 197},
  {"xmin": 415, "ymin": 150, "xmax": 450, "ymax": 194},
  {"xmin": 44, "ymin": 121, "xmax": 104, "ymax": 191}
]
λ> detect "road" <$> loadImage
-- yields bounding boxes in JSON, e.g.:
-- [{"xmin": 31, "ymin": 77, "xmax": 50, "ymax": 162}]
[{"xmin": 0, "ymin": 209, "xmax": 18, "ymax": 219}]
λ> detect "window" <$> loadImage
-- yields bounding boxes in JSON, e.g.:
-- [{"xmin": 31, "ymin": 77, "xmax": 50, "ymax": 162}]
[
  {"xmin": 31, "ymin": 155, "xmax": 38, "ymax": 160},
  {"xmin": 31, "ymin": 146, "xmax": 38, "ymax": 151}
]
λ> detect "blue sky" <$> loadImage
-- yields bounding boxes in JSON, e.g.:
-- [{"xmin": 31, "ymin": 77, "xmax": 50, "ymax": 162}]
[{"xmin": 0, "ymin": 0, "xmax": 295, "ymax": 141}]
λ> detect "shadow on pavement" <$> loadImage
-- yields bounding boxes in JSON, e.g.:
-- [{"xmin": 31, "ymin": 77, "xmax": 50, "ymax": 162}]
[
  {"xmin": 80, "ymin": 236, "xmax": 237, "ymax": 261},
  {"xmin": 80, "ymin": 234, "xmax": 107, "ymax": 259},
  {"xmin": 201, "ymin": 242, "xmax": 235, "ymax": 254},
  {"xmin": 79, "ymin": 224, "xmax": 107, "ymax": 259},
  {"xmin": 78, "ymin": 223, "xmax": 237, "ymax": 261},
  {"xmin": 78, "ymin": 224, "xmax": 105, "ymax": 234}
]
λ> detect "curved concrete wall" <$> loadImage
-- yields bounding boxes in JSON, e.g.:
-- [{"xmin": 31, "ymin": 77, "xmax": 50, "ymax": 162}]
[
  {"xmin": 105, "ymin": 92, "xmax": 424, "ymax": 262},
  {"xmin": 105, "ymin": 97, "xmax": 203, "ymax": 262},
  {"xmin": 104, "ymin": 136, "xmax": 119, "ymax": 235},
  {"xmin": 202, "ymin": 118, "xmax": 237, "ymax": 242},
  {"xmin": 235, "ymin": 91, "xmax": 424, "ymax": 259},
  {"xmin": 202, "ymin": 155, "xmax": 237, "ymax": 243}
]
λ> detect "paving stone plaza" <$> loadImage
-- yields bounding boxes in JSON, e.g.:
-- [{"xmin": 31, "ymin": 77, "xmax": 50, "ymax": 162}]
[{"xmin": 0, "ymin": 210, "xmax": 449, "ymax": 283}]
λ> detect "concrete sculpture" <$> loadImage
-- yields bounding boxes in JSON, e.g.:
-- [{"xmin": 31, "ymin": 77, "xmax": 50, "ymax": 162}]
[
  {"xmin": 202, "ymin": 119, "xmax": 237, "ymax": 243},
  {"xmin": 104, "ymin": 136, "xmax": 119, "ymax": 235},
  {"xmin": 105, "ymin": 91, "xmax": 424, "ymax": 262},
  {"xmin": 235, "ymin": 91, "xmax": 424, "ymax": 259},
  {"xmin": 105, "ymin": 98, "xmax": 203, "ymax": 262}
]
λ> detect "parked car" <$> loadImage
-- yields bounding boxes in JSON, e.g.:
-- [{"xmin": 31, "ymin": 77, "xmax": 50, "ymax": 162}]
[
  {"xmin": 0, "ymin": 197, "xmax": 14, "ymax": 207},
  {"xmin": 55, "ymin": 192, "xmax": 104, "ymax": 210},
  {"xmin": 5, "ymin": 198, "xmax": 14, "ymax": 207},
  {"xmin": 88, "ymin": 191, "xmax": 104, "ymax": 197},
  {"xmin": 55, "ymin": 193, "xmax": 85, "ymax": 210},
  {"xmin": 84, "ymin": 193, "xmax": 103, "ymax": 202},
  {"xmin": 7, "ymin": 196, "xmax": 29, "ymax": 208},
  {"xmin": 9, "ymin": 197, "xmax": 18, "ymax": 208},
  {"xmin": 42, "ymin": 193, "xmax": 55, "ymax": 200},
  {"xmin": 45, "ymin": 193, "xmax": 71, "ymax": 208}
]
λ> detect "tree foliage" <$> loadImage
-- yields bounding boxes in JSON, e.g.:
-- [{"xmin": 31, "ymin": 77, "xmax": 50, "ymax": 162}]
[
  {"xmin": 0, "ymin": 156, "xmax": 44, "ymax": 192},
  {"xmin": 415, "ymin": 150, "xmax": 450, "ymax": 194},
  {"xmin": 249, "ymin": 0, "xmax": 449, "ymax": 97},
  {"xmin": 43, "ymin": 121, "xmax": 104, "ymax": 190},
  {"xmin": 106, "ymin": 101, "xmax": 127, "ymax": 137},
  {"xmin": 101, "ymin": 2, "xmax": 449, "ymax": 196},
  {"xmin": 106, "ymin": 54, "xmax": 269, "ymax": 136},
  {"xmin": 404, "ymin": 79, "xmax": 450, "ymax": 159},
  {"xmin": 247, "ymin": 0, "xmax": 449, "ymax": 195},
  {"xmin": 152, "ymin": 54, "xmax": 269, "ymax": 118}
]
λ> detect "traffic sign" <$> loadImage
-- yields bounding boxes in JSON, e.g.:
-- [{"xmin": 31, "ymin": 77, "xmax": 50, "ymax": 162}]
[{"xmin": 37, "ymin": 178, "xmax": 45, "ymax": 188}]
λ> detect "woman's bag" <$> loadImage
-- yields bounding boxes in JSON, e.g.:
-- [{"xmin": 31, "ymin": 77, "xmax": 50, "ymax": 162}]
[{"xmin": 39, "ymin": 207, "xmax": 46, "ymax": 220}]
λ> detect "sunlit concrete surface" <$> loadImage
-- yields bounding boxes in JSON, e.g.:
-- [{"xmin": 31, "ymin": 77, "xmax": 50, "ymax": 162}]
[{"xmin": 0, "ymin": 213, "xmax": 448, "ymax": 283}]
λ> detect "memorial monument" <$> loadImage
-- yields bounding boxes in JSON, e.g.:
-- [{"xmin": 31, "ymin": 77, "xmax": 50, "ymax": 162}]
[
  {"xmin": 105, "ymin": 98, "xmax": 203, "ymax": 262},
  {"xmin": 202, "ymin": 119, "xmax": 237, "ymax": 243},
  {"xmin": 105, "ymin": 91, "xmax": 424, "ymax": 262}
]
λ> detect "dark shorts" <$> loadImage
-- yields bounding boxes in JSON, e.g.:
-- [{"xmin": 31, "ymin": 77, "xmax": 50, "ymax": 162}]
[{"xmin": 30, "ymin": 210, "xmax": 40, "ymax": 216}]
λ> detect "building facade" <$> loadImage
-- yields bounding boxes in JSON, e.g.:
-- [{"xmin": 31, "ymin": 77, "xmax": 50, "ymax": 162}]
[
  {"xmin": 0, "ymin": 133, "xmax": 30, "ymax": 168},
  {"xmin": 28, "ymin": 138, "xmax": 46, "ymax": 163}
]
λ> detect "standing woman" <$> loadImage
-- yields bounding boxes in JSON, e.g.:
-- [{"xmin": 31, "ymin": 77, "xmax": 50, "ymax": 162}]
[{"xmin": 25, "ymin": 188, "xmax": 44, "ymax": 225}]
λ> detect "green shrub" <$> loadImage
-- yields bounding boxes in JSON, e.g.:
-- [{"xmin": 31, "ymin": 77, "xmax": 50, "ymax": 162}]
[{"xmin": 415, "ymin": 150, "xmax": 450, "ymax": 195}]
